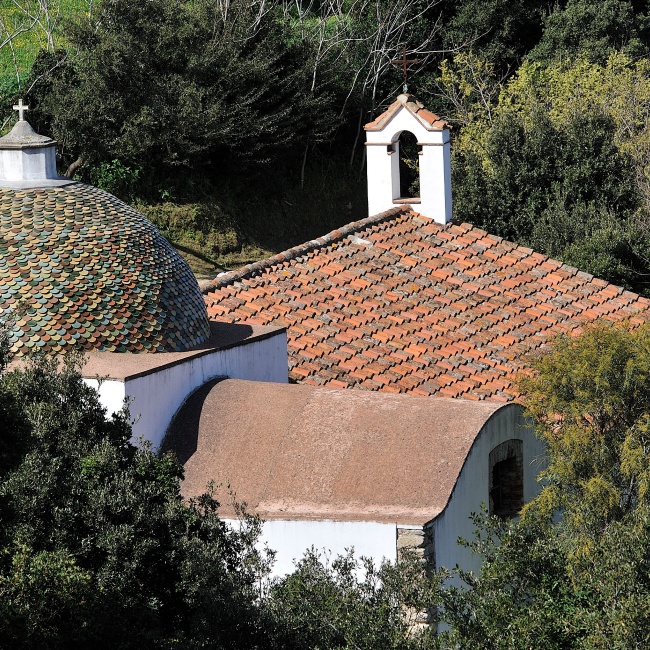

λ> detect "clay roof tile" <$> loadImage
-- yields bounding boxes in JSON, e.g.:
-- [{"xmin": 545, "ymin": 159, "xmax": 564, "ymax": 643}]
[{"xmin": 204, "ymin": 210, "xmax": 650, "ymax": 401}]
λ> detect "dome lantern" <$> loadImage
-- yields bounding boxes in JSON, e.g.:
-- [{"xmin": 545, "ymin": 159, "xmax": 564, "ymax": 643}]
[{"xmin": 0, "ymin": 100, "xmax": 68, "ymax": 187}]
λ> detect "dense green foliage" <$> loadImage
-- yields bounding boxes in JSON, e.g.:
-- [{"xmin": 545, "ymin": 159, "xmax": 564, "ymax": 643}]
[
  {"xmin": 0, "ymin": 354, "xmax": 268, "ymax": 649},
  {"xmin": 435, "ymin": 323, "xmax": 650, "ymax": 648},
  {"xmin": 529, "ymin": 0, "xmax": 650, "ymax": 65},
  {"xmin": 453, "ymin": 108, "xmax": 646, "ymax": 289},
  {"xmin": 263, "ymin": 550, "xmax": 438, "ymax": 650},
  {"xmin": 22, "ymin": 0, "xmax": 439, "ymax": 179},
  {"xmin": 27, "ymin": 0, "xmax": 336, "ymax": 174},
  {"xmin": 5, "ymin": 0, "xmax": 443, "ymax": 274},
  {"xmin": 439, "ymin": 0, "xmax": 549, "ymax": 72}
]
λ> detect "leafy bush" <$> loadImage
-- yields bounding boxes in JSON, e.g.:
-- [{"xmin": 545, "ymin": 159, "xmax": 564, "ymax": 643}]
[
  {"xmin": 437, "ymin": 323, "xmax": 650, "ymax": 649},
  {"xmin": 89, "ymin": 159, "xmax": 142, "ymax": 200},
  {"xmin": 263, "ymin": 550, "xmax": 439, "ymax": 650},
  {"xmin": 0, "ymin": 354, "xmax": 267, "ymax": 649}
]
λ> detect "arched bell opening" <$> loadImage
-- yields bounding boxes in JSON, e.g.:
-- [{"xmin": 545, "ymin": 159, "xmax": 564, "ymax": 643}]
[{"xmin": 395, "ymin": 130, "xmax": 421, "ymax": 204}]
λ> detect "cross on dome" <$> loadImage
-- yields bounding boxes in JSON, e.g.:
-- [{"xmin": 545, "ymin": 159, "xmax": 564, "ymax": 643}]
[{"xmin": 13, "ymin": 99, "xmax": 28, "ymax": 121}]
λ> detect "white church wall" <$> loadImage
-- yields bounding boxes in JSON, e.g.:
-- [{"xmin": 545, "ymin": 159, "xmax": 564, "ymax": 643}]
[
  {"xmin": 87, "ymin": 331, "xmax": 288, "ymax": 449},
  {"xmin": 419, "ymin": 137, "xmax": 452, "ymax": 224},
  {"xmin": 128, "ymin": 331, "xmax": 288, "ymax": 447},
  {"xmin": 366, "ymin": 140, "xmax": 400, "ymax": 216},
  {"xmin": 83, "ymin": 377, "xmax": 126, "ymax": 421},
  {"xmin": 250, "ymin": 519, "xmax": 398, "ymax": 579},
  {"xmin": 430, "ymin": 404, "xmax": 546, "ymax": 579},
  {"xmin": 213, "ymin": 331, "xmax": 288, "ymax": 384}
]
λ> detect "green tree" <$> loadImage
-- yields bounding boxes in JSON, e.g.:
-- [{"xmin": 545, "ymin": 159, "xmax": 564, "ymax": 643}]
[
  {"xmin": 0, "ymin": 347, "xmax": 451, "ymax": 650},
  {"xmin": 519, "ymin": 323, "xmax": 650, "ymax": 534},
  {"xmin": 437, "ymin": 323, "xmax": 650, "ymax": 649},
  {"xmin": 263, "ymin": 549, "xmax": 439, "ymax": 650},
  {"xmin": 437, "ymin": 512, "xmax": 580, "ymax": 649},
  {"xmin": 25, "ymin": 0, "xmax": 448, "ymax": 190},
  {"xmin": 0, "ymin": 353, "xmax": 267, "ymax": 649},
  {"xmin": 452, "ymin": 107, "xmax": 646, "ymax": 291},
  {"xmin": 440, "ymin": 0, "xmax": 548, "ymax": 73},
  {"xmin": 26, "ymin": 0, "xmax": 338, "ymax": 182},
  {"xmin": 529, "ymin": 0, "xmax": 649, "ymax": 65}
]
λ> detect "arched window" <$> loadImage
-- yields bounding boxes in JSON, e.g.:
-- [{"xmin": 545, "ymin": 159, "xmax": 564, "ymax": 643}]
[{"xmin": 489, "ymin": 439, "xmax": 524, "ymax": 518}]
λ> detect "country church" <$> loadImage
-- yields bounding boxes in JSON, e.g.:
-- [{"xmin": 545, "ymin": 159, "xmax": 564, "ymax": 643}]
[{"xmin": 1, "ymin": 96, "xmax": 648, "ymax": 577}]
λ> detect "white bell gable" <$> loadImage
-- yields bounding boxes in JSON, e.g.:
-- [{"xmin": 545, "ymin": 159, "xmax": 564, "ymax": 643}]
[{"xmin": 364, "ymin": 94, "xmax": 452, "ymax": 224}]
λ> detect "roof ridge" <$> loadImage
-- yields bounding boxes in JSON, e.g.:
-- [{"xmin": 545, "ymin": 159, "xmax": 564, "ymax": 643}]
[
  {"xmin": 201, "ymin": 206, "xmax": 410, "ymax": 293},
  {"xmin": 200, "ymin": 206, "xmax": 650, "ymax": 304}
]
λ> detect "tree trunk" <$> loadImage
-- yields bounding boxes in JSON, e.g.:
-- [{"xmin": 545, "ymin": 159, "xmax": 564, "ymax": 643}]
[{"xmin": 64, "ymin": 157, "xmax": 83, "ymax": 178}]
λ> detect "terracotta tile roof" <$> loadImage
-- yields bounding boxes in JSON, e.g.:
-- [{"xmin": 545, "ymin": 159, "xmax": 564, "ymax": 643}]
[
  {"xmin": 0, "ymin": 183, "xmax": 211, "ymax": 354},
  {"xmin": 203, "ymin": 208, "xmax": 650, "ymax": 401},
  {"xmin": 364, "ymin": 94, "xmax": 449, "ymax": 132}
]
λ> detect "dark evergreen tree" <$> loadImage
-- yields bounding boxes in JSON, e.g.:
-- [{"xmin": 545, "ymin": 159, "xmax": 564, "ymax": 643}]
[
  {"xmin": 529, "ymin": 0, "xmax": 650, "ymax": 64},
  {"xmin": 26, "ymin": 0, "xmax": 339, "ymax": 183},
  {"xmin": 0, "ymin": 355, "xmax": 267, "ymax": 649},
  {"xmin": 440, "ymin": 0, "xmax": 550, "ymax": 73}
]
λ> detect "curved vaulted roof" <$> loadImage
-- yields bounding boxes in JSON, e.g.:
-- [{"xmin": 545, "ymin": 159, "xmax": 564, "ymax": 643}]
[
  {"xmin": 162, "ymin": 378, "xmax": 508, "ymax": 523},
  {"xmin": 0, "ymin": 183, "xmax": 211, "ymax": 354}
]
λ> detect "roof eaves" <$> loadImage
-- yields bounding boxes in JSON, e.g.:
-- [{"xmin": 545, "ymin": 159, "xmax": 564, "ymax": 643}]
[
  {"xmin": 414, "ymin": 106, "xmax": 451, "ymax": 130},
  {"xmin": 363, "ymin": 99, "xmax": 403, "ymax": 131}
]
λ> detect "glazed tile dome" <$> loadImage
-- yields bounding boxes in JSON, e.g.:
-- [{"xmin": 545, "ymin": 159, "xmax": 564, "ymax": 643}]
[
  {"xmin": 0, "ymin": 108, "xmax": 211, "ymax": 355},
  {"xmin": 0, "ymin": 182, "xmax": 211, "ymax": 354}
]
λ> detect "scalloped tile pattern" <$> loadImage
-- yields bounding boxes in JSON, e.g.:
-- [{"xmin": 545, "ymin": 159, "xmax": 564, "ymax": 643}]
[
  {"xmin": 0, "ymin": 183, "xmax": 211, "ymax": 354},
  {"xmin": 204, "ymin": 208, "xmax": 650, "ymax": 402}
]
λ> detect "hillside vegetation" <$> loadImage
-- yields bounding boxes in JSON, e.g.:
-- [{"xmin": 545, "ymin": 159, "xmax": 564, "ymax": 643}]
[{"xmin": 4, "ymin": 0, "xmax": 650, "ymax": 291}]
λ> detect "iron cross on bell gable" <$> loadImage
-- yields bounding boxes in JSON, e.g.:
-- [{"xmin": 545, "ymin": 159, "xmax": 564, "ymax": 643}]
[{"xmin": 391, "ymin": 47, "xmax": 422, "ymax": 94}]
